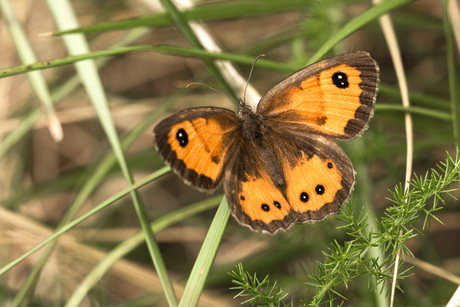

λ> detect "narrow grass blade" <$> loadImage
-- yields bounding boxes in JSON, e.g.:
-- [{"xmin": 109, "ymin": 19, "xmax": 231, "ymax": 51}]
[
  {"xmin": 307, "ymin": 0, "xmax": 414, "ymax": 65},
  {"xmin": 375, "ymin": 104, "xmax": 452, "ymax": 121},
  {"xmin": 65, "ymin": 195, "xmax": 222, "ymax": 307},
  {"xmin": 51, "ymin": 0, "xmax": 311, "ymax": 36},
  {"xmin": 353, "ymin": 137, "xmax": 388, "ymax": 307},
  {"xmin": 0, "ymin": 45, "xmax": 293, "ymax": 78},
  {"xmin": 0, "ymin": 0, "xmax": 62, "ymax": 141},
  {"xmin": 0, "ymin": 28, "xmax": 149, "ymax": 159},
  {"xmin": 443, "ymin": 0, "xmax": 460, "ymax": 146},
  {"xmin": 45, "ymin": 0, "xmax": 178, "ymax": 305},
  {"xmin": 0, "ymin": 167, "xmax": 170, "ymax": 277},
  {"xmin": 178, "ymin": 197, "xmax": 231, "ymax": 306},
  {"xmin": 158, "ymin": 0, "xmax": 236, "ymax": 98}
]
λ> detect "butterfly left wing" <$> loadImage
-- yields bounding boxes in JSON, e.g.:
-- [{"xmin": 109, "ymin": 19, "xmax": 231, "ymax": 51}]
[
  {"xmin": 257, "ymin": 51, "xmax": 379, "ymax": 140},
  {"xmin": 153, "ymin": 107, "xmax": 241, "ymax": 191},
  {"xmin": 223, "ymin": 140, "xmax": 296, "ymax": 234}
]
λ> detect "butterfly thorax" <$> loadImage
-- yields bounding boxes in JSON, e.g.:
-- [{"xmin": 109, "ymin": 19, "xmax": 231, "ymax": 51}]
[
  {"xmin": 238, "ymin": 104, "xmax": 285, "ymax": 187},
  {"xmin": 239, "ymin": 104, "xmax": 263, "ymax": 142}
]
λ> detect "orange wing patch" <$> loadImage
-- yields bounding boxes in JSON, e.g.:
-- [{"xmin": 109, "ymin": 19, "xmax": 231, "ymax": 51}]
[
  {"xmin": 284, "ymin": 154, "xmax": 343, "ymax": 214},
  {"xmin": 238, "ymin": 173, "xmax": 291, "ymax": 224},
  {"xmin": 315, "ymin": 65, "xmax": 363, "ymax": 134},
  {"xmin": 266, "ymin": 64, "xmax": 364, "ymax": 137},
  {"xmin": 167, "ymin": 118, "xmax": 234, "ymax": 182}
]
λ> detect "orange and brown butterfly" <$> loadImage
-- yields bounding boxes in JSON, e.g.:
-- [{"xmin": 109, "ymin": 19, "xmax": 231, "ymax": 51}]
[{"xmin": 153, "ymin": 51, "xmax": 379, "ymax": 234}]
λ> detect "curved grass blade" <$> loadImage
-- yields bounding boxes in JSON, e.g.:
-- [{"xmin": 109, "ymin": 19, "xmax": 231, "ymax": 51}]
[{"xmin": 307, "ymin": 0, "xmax": 414, "ymax": 65}]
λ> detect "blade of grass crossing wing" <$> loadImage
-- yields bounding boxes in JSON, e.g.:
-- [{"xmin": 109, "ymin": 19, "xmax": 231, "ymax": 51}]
[
  {"xmin": 45, "ymin": 0, "xmax": 178, "ymax": 305},
  {"xmin": 10, "ymin": 85, "xmax": 184, "ymax": 305},
  {"xmin": 157, "ymin": 0, "xmax": 236, "ymax": 304}
]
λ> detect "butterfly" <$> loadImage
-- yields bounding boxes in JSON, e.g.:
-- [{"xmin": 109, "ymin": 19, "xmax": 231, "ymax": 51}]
[{"xmin": 153, "ymin": 51, "xmax": 379, "ymax": 234}]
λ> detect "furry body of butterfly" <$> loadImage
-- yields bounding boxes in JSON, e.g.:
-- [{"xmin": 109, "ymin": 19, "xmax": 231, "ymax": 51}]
[{"xmin": 154, "ymin": 51, "xmax": 379, "ymax": 234}]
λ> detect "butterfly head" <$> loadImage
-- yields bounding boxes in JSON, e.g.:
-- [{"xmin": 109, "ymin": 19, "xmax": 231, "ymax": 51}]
[{"xmin": 238, "ymin": 98, "xmax": 253, "ymax": 116}]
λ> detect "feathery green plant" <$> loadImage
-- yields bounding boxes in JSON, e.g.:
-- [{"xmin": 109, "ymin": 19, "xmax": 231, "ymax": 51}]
[
  {"xmin": 229, "ymin": 150, "xmax": 460, "ymax": 306},
  {"xmin": 229, "ymin": 263, "xmax": 292, "ymax": 307}
]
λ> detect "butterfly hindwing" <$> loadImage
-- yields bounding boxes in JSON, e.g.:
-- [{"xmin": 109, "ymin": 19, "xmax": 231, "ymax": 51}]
[
  {"xmin": 223, "ymin": 129, "xmax": 354, "ymax": 234},
  {"xmin": 268, "ymin": 132, "xmax": 354, "ymax": 224},
  {"xmin": 257, "ymin": 52, "xmax": 379, "ymax": 140},
  {"xmin": 154, "ymin": 107, "xmax": 240, "ymax": 191},
  {"xmin": 223, "ymin": 141, "xmax": 296, "ymax": 234}
]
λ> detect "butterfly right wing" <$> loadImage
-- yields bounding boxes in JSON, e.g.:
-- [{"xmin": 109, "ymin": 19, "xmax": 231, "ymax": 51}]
[
  {"xmin": 257, "ymin": 52, "xmax": 379, "ymax": 140},
  {"xmin": 267, "ymin": 130, "xmax": 355, "ymax": 224}
]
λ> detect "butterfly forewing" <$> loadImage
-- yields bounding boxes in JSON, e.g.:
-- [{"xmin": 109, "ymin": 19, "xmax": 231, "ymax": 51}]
[
  {"xmin": 154, "ymin": 107, "xmax": 241, "ymax": 191},
  {"xmin": 257, "ymin": 52, "xmax": 379, "ymax": 140}
]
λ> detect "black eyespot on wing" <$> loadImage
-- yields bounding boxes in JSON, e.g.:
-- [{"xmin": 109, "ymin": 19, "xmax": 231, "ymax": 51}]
[
  {"xmin": 300, "ymin": 192, "xmax": 309, "ymax": 203},
  {"xmin": 176, "ymin": 128, "xmax": 188, "ymax": 147},
  {"xmin": 332, "ymin": 72, "xmax": 349, "ymax": 89},
  {"xmin": 261, "ymin": 204, "xmax": 270, "ymax": 212},
  {"xmin": 274, "ymin": 201, "xmax": 281, "ymax": 209},
  {"xmin": 315, "ymin": 185, "xmax": 325, "ymax": 195}
]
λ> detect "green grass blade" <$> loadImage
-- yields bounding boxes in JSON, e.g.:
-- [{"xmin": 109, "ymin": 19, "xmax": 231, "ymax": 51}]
[
  {"xmin": 0, "ymin": 0, "xmax": 62, "ymax": 141},
  {"xmin": 157, "ymin": 0, "xmax": 237, "ymax": 98},
  {"xmin": 376, "ymin": 104, "xmax": 452, "ymax": 121},
  {"xmin": 45, "ymin": 0, "xmax": 178, "ymax": 305},
  {"xmin": 51, "ymin": 0, "xmax": 311, "ymax": 36},
  {"xmin": 353, "ymin": 138, "xmax": 389, "ymax": 306},
  {"xmin": 0, "ymin": 29, "xmax": 149, "ymax": 159},
  {"xmin": 0, "ymin": 44, "xmax": 293, "ymax": 78},
  {"xmin": 178, "ymin": 197, "xmax": 231, "ymax": 306},
  {"xmin": 307, "ymin": 0, "xmax": 414, "ymax": 64},
  {"xmin": 0, "ymin": 167, "xmax": 170, "ymax": 277},
  {"xmin": 65, "ymin": 195, "xmax": 222, "ymax": 307},
  {"xmin": 443, "ymin": 0, "xmax": 460, "ymax": 146},
  {"xmin": 379, "ymin": 84, "xmax": 451, "ymax": 110}
]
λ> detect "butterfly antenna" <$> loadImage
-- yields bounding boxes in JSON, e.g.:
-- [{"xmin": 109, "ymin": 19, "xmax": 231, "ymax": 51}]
[
  {"xmin": 186, "ymin": 82, "xmax": 238, "ymax": 104},
  {"xmin": 242, "ymin": 54, "xmax": 265, "ymax": 106}
]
